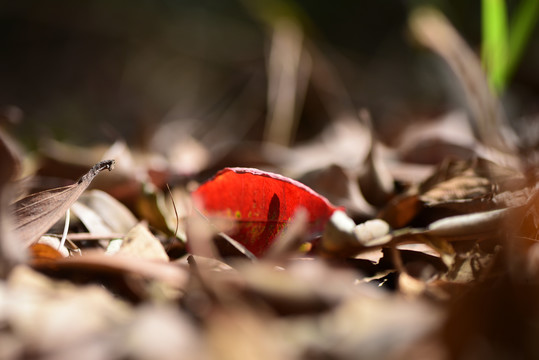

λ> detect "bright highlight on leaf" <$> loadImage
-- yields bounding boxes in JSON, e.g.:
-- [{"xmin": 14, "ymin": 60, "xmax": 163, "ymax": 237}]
[{"xmin": 191, "ymin": 167, "xmax": 341, "ymax": 256}]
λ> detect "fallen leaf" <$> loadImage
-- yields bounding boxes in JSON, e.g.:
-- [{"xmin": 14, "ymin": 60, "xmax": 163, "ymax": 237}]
[
  {"xmin": 0, "ymin": 127, "xmax": 26, "ymax": 276},
  {"xmin": 5, "ymin": 265, "xmax": 132, "ymax": 356},
  {"xmin": 409, "ymin": 7, "xmax": 516, "ymax": 155},
  {"xmin": 77, "ymin": 190, "xmax": 138, "ymax": 233},
  {"xmin": 191, "ymin": 167, "xmax": 340, "ymax": 256},
  {"xmin": 11, "ymin": 160, "xmax": 115, "ymax": 246},
  {"xmin": 118, "ymin": 304, "xmax": 205, "ymax": 360},
  {"xmin": 32, "ymin": 250, "xmax": 188, "ymax": 300},
  {"xmin": 397, "ymin": 111, "xmax": 477, "ymax": 165},
  {"xmin": 117, "ymin": 223, "xmax": 169, "ymax": 262},
  {"xmin": 71, "ymin": 201, "xmax": 113, "ymax": 236},
  {"xmin": 28, "ymin": 243, "xmax": 63, "ymax": 261}
]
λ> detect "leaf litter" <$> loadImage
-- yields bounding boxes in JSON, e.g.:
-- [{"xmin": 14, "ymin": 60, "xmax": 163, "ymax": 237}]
[{"xmin": 2, "ymin": 7, "xmax": 539, "ymax": 360}]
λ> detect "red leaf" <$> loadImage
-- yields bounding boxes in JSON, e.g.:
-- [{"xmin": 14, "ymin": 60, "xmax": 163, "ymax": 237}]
[{"xmin": 191, "ymin": 167, "xmax": 341, "ymax": 256}]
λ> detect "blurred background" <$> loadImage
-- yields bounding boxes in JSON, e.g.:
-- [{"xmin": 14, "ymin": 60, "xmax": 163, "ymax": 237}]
[{"xmin": 1, "ymin": 0, "xmax": 539, "ymax": 149}]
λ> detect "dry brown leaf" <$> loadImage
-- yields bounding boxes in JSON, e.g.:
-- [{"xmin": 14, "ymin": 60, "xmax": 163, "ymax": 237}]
[
  {"xmin": 359, "ymin": 151, "xmax": 395, "ymax": 207},
  {"xmin": 0, "ymin": 127, "xmax": 26, "ymax": 276},
  {"xmin": 118, "ymin": 304, "xmax": 205, "ymax": 360},
  {"xmin": 28, "ymin": 243, "xmax": 63, "ymax": 261},
  {"xmin": 358, "ymin": 142, "xmax": 395, "ymax": 207},
  {"xmin": 234, "ymin": 258, "xmax": 360, "ymax": 316},
  {"xmin": 320, "ymin": 210, "xmax": 359, "ymax": 255},
  {"xmin": 281, "ymin": 117, "xmax": 372, "ymax": 176},
  {"xmin": 272, "ymin": 289, "xmax": 442, "ymax": 359},
  {"xmin": 421, "ymin": 158, "xmax": 517, "ymax": 201},
  {"xmin": 397, "ymin": 111, "xmax": 477, "ymax": 164},
  {"xmin": 409, "ymin": 7, "xmax": 516, "ymax": 156},
  {"xmin": 378, "ymin": 193, "xmax": 422, "ymax": 229},
  {"xmin": 136, "ymin": 182, "xmax": 175, "ymax": 235},
  {"xmin": 32, "ymin": 250, "xmax": 188, "ymax": 290},
  {"xmin": 12, "ymin": 160, "xmax": 115, "ymax": 246},
  {"xmin": 206, "ymin": 308, "xmax": 285, "ymax": 360},
  {"xmin": 426, "ymin": 208, "xmax": 514, "ymax": 239},
  {"xmin": 264, "ymin": 18, "xmax": 309, "ymax": 146},
  {"xmin": 4, "ymin": 265, "xmax": 132, "ymax": 357},
  {"xmin": 0, "ymin": 127, "xmax": 22, "ymax": 184}
]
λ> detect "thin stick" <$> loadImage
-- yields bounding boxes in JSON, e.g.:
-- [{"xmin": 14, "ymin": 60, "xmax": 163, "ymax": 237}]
[
  {"xmin": 58, "ymin": 208, "xmax": 70, "ymax": 250},
  {"xmin": 46, "ymin": 232, "xmax": 125, "ymax": 241},
  {"xmin": 166, "ymin": 183, "xmax": 179, "ymax": 238}
]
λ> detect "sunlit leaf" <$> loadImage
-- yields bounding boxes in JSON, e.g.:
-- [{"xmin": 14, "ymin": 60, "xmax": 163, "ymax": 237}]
[
  {"xmin": 12, "ymin": 160, "xmax": 115, "ymax": 246},
  {"xmin": 191, "ymin": 167, "xmax": 340, "ymax": 256}
]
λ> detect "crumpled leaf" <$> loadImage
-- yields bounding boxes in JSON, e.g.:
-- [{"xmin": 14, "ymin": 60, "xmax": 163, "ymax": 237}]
[{"xmin": 12, "ymin": 160, "xmax": 115, "ymax": 246}]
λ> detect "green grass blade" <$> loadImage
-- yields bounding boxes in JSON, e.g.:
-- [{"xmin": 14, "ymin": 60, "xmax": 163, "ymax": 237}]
[
  {"xmin": 482, "ymin": 0, "xmax": 509, "ymax": 92},
  {"xmin": 506, "ymin": 0, "xmax": 539, "ymax": 82}
]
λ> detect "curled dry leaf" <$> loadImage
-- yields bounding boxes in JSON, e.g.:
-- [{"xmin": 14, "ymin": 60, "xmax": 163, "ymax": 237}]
[
  {"xmin": 12, "ymin": 160, "xmax": 115, "ymax": 246},
  {"xmin": 320, "ymin": 210, "xmax": 358, "ymax": 255},
  {"xmin": 77, "ymin": 189, "xmax": 138, "ymax": 234},
  {"xmin": 358, "ymin": 143, "xmax": 395, "ymax": 207}
]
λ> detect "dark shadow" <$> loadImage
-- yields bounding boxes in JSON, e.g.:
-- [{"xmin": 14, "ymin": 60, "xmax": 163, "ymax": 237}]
[{"xmin": 259, "ymin": 193, "xmax": 280, "ymax": 247}]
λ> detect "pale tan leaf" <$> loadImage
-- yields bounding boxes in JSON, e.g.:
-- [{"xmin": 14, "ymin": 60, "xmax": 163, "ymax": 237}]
[
  {"xmin": 354, "ymin": 219, "xmax": 391, "ymax": 247},
  {"xmin": 11, "ymin": 160, "xmax": 115, "ymax": 246},
  {"xmin": 0, "ymin": 127, "xmax": 26, "ymax": 275},
  {"xmin": 320, "ymin": 210, "xmax": 358, "ymax": 255},
  {"xmin": 118, "ymin": 304, "xmax": 205, "ymax": 360},
  {"xmin": 77, "ymin": 190, "xmax": 138, "ymax": 233},
  {"xmin": 71, "ymin": 201, "xmax": 113, "ymax": 236},
  {"xmin": 5, "ymin": 265, "xmax": 132, "ymax": 354},
  {"xmin": 426, "ymin": 208, "xmax": 512, "ymax": 238},
  {"xmin": 118, "ymin": 223, "xmax": 169, "ymax": 262},
  {"xmin": 264, "ymin": 18, "xmax": 309, "ymax": 146}
]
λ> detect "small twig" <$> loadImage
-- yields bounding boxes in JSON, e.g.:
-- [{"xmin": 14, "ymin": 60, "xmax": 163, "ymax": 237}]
[
  {"xmin": 78, "ymin": 159, "xmax": 115, "ymax": 184},
  {"xmin": 46, "ymin": 232, "xmax": 125, "ymax": 241},
  {"xmin": 166, "ymin": 183, "xmax": 179, "ymax": 238},
  {"xmin": 58, "ymin": 208, "xmax": 70, "ymax": 250}
]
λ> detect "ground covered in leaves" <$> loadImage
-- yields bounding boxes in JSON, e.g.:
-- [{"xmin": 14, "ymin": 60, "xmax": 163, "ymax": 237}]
[{"xmin": 2, "ymin": 5, "xmax": 539, "ymax": 360}]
